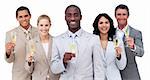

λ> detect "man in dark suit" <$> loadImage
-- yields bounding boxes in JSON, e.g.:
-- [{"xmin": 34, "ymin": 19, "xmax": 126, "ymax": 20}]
[{"xmin": 115, "ymin": 4, "xmax": 144, "ymax": 80}]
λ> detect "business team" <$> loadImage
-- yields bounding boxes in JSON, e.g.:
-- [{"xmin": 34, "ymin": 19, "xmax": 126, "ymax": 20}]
[{"xmin": 5, "ymin": 4, "xmax": 144, "ymax": 80}]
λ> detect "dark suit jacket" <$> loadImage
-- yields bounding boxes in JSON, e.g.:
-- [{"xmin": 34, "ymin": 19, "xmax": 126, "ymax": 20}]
[{"xmin": 120, "ymin": 26, "xmax": 144, "ymax": 80}]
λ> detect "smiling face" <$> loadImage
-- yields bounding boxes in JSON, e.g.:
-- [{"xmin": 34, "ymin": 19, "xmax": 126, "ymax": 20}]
[
  {"xmin": 38, "ymin": 18, "xmax": 51, "ymax": 36},
  {"xmin": 98, "ymin": 16, "xmax": 110, "ymax": 35},
  {"xmin": 65, "ymin": 6, "xmax": 82, "ymax": 33},
  {"xmin": 115, "ymin": 8, "xmax": 128, "ymax": 28},
  {"xmin": 16, "ymin": 10, "xmax": 31, "ymax": 29}
]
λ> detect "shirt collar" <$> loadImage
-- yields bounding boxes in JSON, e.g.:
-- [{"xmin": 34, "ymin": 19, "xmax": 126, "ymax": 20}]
[
  {"xmin": 67, "ymin": 28, "xmax": 83, "ymax": 38},
  {"xmin": 117, "ymin": 24, "xmax": 129, "ymax": 33},
  {"xmin": 19, "ymin": 25, "xmax": 32, "ymax": 33},
  {"xmin": 122, "ymin": 24, "xmax": 129, "ymax": 33}
]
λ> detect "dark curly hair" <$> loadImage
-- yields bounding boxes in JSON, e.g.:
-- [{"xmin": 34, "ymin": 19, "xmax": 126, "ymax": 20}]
[{"xmin": 93, "ymin": 13, "xmax": 116, "ymax": 41}]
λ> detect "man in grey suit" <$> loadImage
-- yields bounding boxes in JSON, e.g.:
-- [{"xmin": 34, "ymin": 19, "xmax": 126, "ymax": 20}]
[
  {"xmin": 5, "ymin": 6, "xmax": 38, "ymax": 80},
  {"xmin": 115, "ymin": 4, "xmax": 144, "ymax": 80}
]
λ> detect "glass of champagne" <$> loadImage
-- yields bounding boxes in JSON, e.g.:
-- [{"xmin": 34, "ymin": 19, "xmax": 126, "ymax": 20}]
[
  {"xmin": 11, "ymin": 32, "xmax": 16, "ymax": 54},
  {"xmin": 114, "ymin": 38, "xmax": 119, "ymax": 48},
  {"xmin": 113, "ymin": 36, "xmax": 121, "ymax": 57},
  {"xmin": 68, "ymin": 43, "xmax": 76, "ymax": 63},
  {"xmin": 125, "ymin": 27, "xmax": 129, "ymax": 37},
  {"xmin": 125, "ymin": 27, "xmax": 129, "ymax": 47},
  {"xmin": 29, "ymin": 40, "xmax": 35, "ymax": 62},
  {"xmin": 69, "ymin": 43, "xmax": 76, "ymax": 57},
  {"xmin": 113, "ymin": 35, "xmax": 119, "ymax": 48}
]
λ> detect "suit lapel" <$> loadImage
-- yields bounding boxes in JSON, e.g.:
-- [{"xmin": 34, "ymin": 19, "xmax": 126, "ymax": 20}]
[
  {"xmin": 30, "ymin": 26, "xmax": 38, "ymax": 39},
  {"xmin": 129, "ymin": 26, "xmax": 134, "ymax": 38},
  {"xmin": 35, "ymin": 36, "xmax": 46, "ymax": 65},
  {"xmin": 46, "ymin": 35, "xmax": 52, "ymax": 65},
  {"xmin": 99, "ymin": 39, "xmax": 107, "ymax": 63},
  {"xmin": 17, "ymin": 26, "xmax": 27, "ymax": 41},
  {"xmin": 105, "ymin": 41, "xmax": 116, "ymax": 65},
  {"xmin": 35, "ymin": 35, "xmax": 52, "ymax": 66}
]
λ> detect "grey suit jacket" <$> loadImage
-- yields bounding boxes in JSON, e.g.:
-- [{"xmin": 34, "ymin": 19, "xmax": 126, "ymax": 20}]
[
  {"xmin": 24, "ymin": 35, "xmax": 60, "ymax": 80},
  {"xmin": 5, "ymin": 26, "xmax": 38, "ymax": 80},
  {"xmin": 120, "ymin": 26, "xmax": 144, "ymax": 80}
]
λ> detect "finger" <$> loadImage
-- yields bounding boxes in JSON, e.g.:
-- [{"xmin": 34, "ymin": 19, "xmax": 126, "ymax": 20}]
[
  {"xmin": 71, "ymin": 54, "xmax": 75, "ymax": 57},
  {"xmin": 116, "ymin": 47, "xmax": 122, "ymax": 54},
  {"xmin": 64, "ymin": 56, "xmax": 71, "ymax": 61},
  {"xmin": 7, "ymin": 43, "xmax": 15, "ymax": 49}
]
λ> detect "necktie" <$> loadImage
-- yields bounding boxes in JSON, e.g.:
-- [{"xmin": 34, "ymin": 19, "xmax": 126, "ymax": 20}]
[{"xmin": 24, "ymin": 31, "xmax": 31, "ymax": 40}]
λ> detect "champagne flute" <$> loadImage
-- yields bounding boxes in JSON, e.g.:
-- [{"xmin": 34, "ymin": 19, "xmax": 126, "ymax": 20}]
[
  {"xmin": 113, "ymin": 35, "xmax": 119, "ymax": 48},
  {"xmin": 113, "ymin": 38, "xmax": 119, "ymax": 47},
  {"xmin": 125, "ymin": 27, "xmax": 129, "ymax": 37},
  {"xmin": 11, "ymin": 32, "xmax": 17, "ymax": 54},
  {"xmin": 67, "ymin": 43, "xmax": 77, "ymax": 63},
  {"xmin": 69, "ymin": 43, "xmax": 76, "ymax": 57},
  {"xmin": 113, "ymin": 36, "xmax": 121, "ymax": 57},
  {"xmin": 11, "ymin": 32, "xmax": 16, "ymax": 44},
  {"xmin": 29, "ymin": 40, "xmax": 35, "ymax": 62},
  {"xmin": 113, "ymin": 35, "xmax": 119, "ymax": 47},
  {"xmin": 125, "ymin": 27, "xmax": 129, "ymax": 47}
]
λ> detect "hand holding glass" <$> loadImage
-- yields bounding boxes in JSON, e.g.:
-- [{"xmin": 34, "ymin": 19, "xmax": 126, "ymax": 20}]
[
  {"xmin": 125, "ymin": 28, "xmax": 129, "ymax": 47},
  {"xmin": 11, "ymin": 32, "xmax": 16, "ymax": 54},
  {"xmin": 29, "ymin": 40, "xmax": 35, "ymax": 62},
  {"xmin": 11, "ymin": 32, "xmax": 16, "ymax": 44}
]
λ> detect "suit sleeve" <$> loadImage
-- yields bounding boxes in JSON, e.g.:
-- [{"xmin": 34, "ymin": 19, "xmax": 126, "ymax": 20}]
[
  {"xmin": 116, "ymin": 39, "xmax": 127, "ymax": 70},
  {"xmin": 5, "ymin": 31, "xmax": 15, "ymax": 63},
  {"xmin": 93, "ymin": 36, "xmax": 105, "ymax": 80},
  {"xmin": 51, "ymin": 38, "xmax": 66, "ymax": 74},
  {"xmin": 132, "ymin": 31, "xmax": 144, "ymax": 57}
]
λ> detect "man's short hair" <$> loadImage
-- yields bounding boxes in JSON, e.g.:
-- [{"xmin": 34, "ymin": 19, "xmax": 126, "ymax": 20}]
[
  {"xmin": 16, "ymin": 6, "xmax": 31, "ymax": 18},
  {"xmin": 115, "ymin": 4, "xmax": 129, "ymax": 16},
  {"xmin": 65, "ymin": 5, "xmax": 81, "ymax": 15}
]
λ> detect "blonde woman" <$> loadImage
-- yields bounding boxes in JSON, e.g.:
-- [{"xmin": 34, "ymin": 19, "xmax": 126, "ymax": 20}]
[{"xmin": 25, "ymin": 15, "xmax": 60, "ymax": 80}]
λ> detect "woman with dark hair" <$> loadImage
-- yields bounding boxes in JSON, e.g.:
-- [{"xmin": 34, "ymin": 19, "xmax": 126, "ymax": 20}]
[{"xmin": 93, "ymin": 13, "xmax": 126, "ymax": 80}]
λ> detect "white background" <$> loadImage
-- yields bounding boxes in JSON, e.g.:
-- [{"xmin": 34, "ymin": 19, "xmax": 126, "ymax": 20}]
[{"xmin": 0, "ymin": 0, "xmax": 149, "ymax": 80}]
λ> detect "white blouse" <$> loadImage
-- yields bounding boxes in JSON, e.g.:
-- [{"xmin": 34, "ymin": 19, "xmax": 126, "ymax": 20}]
[{"xmin": 42, "ymin": 42, "xmax": 49, "ymax": 57}]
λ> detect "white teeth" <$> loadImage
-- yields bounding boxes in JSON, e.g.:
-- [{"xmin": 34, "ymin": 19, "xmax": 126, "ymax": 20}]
[
  {"xmin": 42, "ymin": 31, "xmax": 46, "ymax": 33},
  {"xmin": 23, "ymin": 21, "xmax": 27, "ymax": 24},
  {"xmin": 102, "ymin": 28, "xmax": 107, "ymax": 30},
  {"xmin": 41, "ymin": 30, "xmax": 47, "ymax": 33},
  {"xmin": 70, "ymin": 22, "xmax": 76, "ymax": 24}
]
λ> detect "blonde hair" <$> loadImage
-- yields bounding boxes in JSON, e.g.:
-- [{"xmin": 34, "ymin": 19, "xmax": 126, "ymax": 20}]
[{"xmin": 37, "ymin": 14, "xmax": 51, "ymax": 25}]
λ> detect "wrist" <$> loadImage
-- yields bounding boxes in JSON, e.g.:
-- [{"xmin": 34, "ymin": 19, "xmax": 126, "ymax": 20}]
[
  {"xmin": 131, "ymin": 44, "xmax": 135, "ymax": 49},
  {"xmin": 6, "ymin": 52, "xmax": 11, "ymax": 58},
  {"xmin": 116, "ymin": 54, "xmax": 121, "ymax": 60},
  {"xmin": 63, "ymin": 58, "xmax": 68, "ymax": 68}
]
